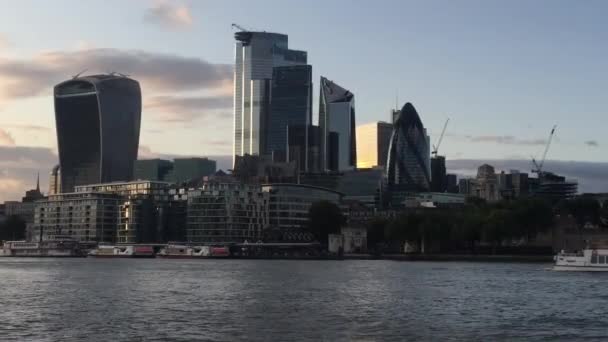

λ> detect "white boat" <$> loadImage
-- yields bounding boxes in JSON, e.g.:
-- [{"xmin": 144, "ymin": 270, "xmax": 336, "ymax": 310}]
[
  {"xmin": 157, "ymin": 245, "xmax": 212, "ymax": 259},
  {"xmin": 553, "ymin": 249, "xmax": 608, "ymax": 271},
  {"xmin": 88, "ymin": 245, "xmax": 155, "ymax": 258}
]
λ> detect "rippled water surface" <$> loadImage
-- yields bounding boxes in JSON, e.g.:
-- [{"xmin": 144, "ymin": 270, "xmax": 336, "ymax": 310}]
[{"xmin": 0, "ymin": 259, "xmax": 606, "ymax": 341}]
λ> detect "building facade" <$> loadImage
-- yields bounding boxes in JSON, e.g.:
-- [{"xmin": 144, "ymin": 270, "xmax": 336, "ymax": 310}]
[
  {"xmin": 133, "ymin": 159, "xmax": 173, "ymax": 182},
  {"xmin": 187, "ymin": 182, "xmax": 269, "ymax": 244},
  {"xmin": 54, "ymin": 74, "xmax": 141, "ymax": 192},
  {"xmin": 233, "ymin": 31, "xmax": 308, "ymax": 165},
  {"xmin": 266, "ymin": 65, "xmax": 313, "ymax": 161},
  {"xmin": 319, "ymin": 77, "xmax": 356, "ymax": 172},
  {"xmin": 356, "ymin": 121, "xmax": 393, "ymax": 169},
  {"xmin": 262, "ymin": 184, "xmax": 342, "ymax": 231},
  {"xmin": 32, "ymin": 192, "xmax": 121, "ymax": 242}
]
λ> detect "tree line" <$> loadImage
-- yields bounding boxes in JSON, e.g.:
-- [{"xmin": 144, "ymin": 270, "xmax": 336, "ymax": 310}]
[{"xmin": 307, "ymin": 196, "xmax": 608, "ymax": 254}]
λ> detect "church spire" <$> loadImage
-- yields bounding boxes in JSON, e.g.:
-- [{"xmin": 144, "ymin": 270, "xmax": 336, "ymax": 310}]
[{"xmin": 36, "ymin": 172, "xmax": 40, "ymax": 192}]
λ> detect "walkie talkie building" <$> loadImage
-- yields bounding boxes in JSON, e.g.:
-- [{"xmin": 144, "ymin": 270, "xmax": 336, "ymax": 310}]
[{"xmin": 54, "ymin": 74, "xmax": 141, "ymax": 193}]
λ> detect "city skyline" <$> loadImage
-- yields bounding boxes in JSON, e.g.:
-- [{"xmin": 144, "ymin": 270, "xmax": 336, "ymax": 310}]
[{"xmin": 1, "ymin": 0, "xmax": 608, "ymax": 201}]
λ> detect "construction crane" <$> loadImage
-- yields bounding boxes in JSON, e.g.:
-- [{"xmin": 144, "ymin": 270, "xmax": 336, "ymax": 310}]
[
  {"xmin": 432, "ymin": 118, "xmax": 450, "ymax": 157},
  {"xmin": 531, "ymin": 125, "xmax": 557, "ymax": 176},
  {"xmin": 231, "ymin": 23, "xmax": 248, "ymax": 31}
]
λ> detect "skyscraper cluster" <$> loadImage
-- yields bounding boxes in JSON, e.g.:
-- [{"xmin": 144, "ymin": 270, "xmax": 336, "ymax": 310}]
[{"xmin": 232, "ymin": 30, "xmax": 356, "ymax": 173}]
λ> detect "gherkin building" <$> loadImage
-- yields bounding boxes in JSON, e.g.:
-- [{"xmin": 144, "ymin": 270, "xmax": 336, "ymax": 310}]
[{"xmin": 386, "ymin": 102, "xmax": 431, "ymax": 192}]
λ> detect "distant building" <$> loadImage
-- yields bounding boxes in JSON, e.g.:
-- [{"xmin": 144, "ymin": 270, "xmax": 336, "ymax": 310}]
[
  {"xmin": 287, "ymin": 125, "xmax": 322, "ymax": 173},
  {"xmin": 460, "ymin": 166, "xmax": 531, "ymax": 202},
  {"xmin": 473, "ymin": 164, "xmax": 499, "ymax": 202},
  {"xmin": 266, "ymin": 65, "xmax": 313, "ymax": 161},
  {"xmin": 166, "ymin": 158, "xmax": 216, "ymax": 184},
  {"xmin": 430, "ymin": 156, "xmax": 447, "ymax": 193},
  {"xmin": 134, "ymin": 159, "xmax": 173, "ymax": 181},
  {"xmin": 233, "ymin": 30, "xmax": 308, "ymax": 165},
  {"xmin": 54, "ymin": 74, "xmax": 141, "ymax": 192},
  {"xmin": 319, "ymin": 77, "xmax": 356, "ymax": 171},
  {"xmin": 48, "ymin": 165, "xmax": 61, "ymax": 195},
  {"xmin": 356, "ymin": 121, "xmax": 393, "ymax": 169},
  {"xmin": 532, "ymin": 172, "xmax": 578, "ymax": 202},
  {"xmin": 446, "ymin": 174, "xmax": 458, "ymax": 193},
  {"xmin": 233, "ymin": 154, "xmax": 298, "ymax": 184},
  {"xmin": 386, "ymin": 103, "xmax": 431, "ymax": 194}
]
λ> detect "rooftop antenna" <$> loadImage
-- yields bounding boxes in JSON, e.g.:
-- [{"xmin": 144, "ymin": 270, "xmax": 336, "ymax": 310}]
[{"xmin": 72, "ymin": 69, "xmax": 87, "ymax": 79}]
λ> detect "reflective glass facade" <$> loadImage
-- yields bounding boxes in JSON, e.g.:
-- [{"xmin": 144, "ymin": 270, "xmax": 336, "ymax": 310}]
[
  {"xmin": 386, "ymin": 103, "xmax": 431, "ymax": 192},
  {"xmin": 266, "ymin": 65, "xmax": 312, "ymax": 160},
  {"xmin": 54, "ymin": 75, "xmax": 141, "ymax": 193},
  {"xmin": 233, "ymin": 31, "xmax": 307, "ymax": 165},
  {"xmin": 319, "ymin": 77, "xmax": 356, "ymax": 171}
]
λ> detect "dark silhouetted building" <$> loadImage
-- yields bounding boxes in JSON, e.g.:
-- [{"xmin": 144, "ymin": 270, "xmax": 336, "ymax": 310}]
[
  {"xmin": 287, "ymin": 125, "xmax": 321, "ymax": 173},
  {"xmin": 319, "ymin": 77, "xmax": 356, "ymax": 171},
  {"xmin": 431, "ymin": 156, "xmax": 447, "ymax": 192},
  {"xmin": 54, "ymin": 74, "xmax": 141, "ymax": 192},
  {"xmin": 266, "ymin": 65, "xmax": 312, "ymax": 161},
  {"xmin": 386, "ymin": 103, "xmax": 431, "ymax": 193},
  {"xmin": 134, "ymin": 159, "xmax": 174, "ymax": 181},
  {"xmin": 446, "ymin": 174, "xmax": 459, "ymax": 193},
  {"xmin": 166, "ymin": 158, "xmax": 217, "ymax": 184}
]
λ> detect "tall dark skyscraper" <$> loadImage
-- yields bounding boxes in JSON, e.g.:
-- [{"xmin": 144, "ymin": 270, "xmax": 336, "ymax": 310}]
[
  {"xmin": 386, "ymin": 102, "xmax": 431, "ymax": 192},
  {"xmin": 266, "ymin": 65, "xmax": 313, "ymax": 160},
  {"xmin": 319, "ymin": 77, "xmax": 356, "ymax": 171},
  {"xmin": 54, "ymin": 74, "xmax": 141, "ymax": 193},
  {"xmin": 431, "ymin": 156, "xmax": 447, "ymax": 192}
]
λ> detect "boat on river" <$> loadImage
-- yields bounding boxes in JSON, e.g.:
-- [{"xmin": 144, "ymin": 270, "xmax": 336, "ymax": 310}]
[
  {"xmin": 553, "ymin": 249, "xmax": 608, "ymax": 271},
  {"xmin": 0, "ymin": 240, "xmax": 84, "ymax": 257},
  {"xmin": 88, "ymin": 245, "xmax": 155, "ymax": 258},
  {"xmin": 157, "ymin": 245, "xmax": 230, "ymax": 258}
]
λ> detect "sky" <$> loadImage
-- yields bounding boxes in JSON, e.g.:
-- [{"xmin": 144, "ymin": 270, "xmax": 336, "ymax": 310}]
[{"xmin": 1, "ymin": 0, "xmax": 607, "ymax": 201}]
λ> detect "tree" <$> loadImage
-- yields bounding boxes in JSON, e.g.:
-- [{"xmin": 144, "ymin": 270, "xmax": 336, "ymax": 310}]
[
  {"xmin": 558, "ymin": 197, "xmax": 600, "ymax": 228},
  {"xmin": 0, "ymin": 215, "xmax": 26, "ymax": 241},
  {"xmin": 307, "ymin": 201, "xmax": 345, "ymax": 242}
]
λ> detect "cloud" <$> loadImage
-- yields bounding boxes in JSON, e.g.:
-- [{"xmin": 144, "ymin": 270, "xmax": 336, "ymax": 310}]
[
  {"xmin": 447, "ymin": 159, "xmax": 608, "ymax": 193},
  {"xmin": 0, "ymin": 48, "xmax": 232, "ymax": 103},
  {"xmin": 467, "ymin": 135, "xmax": 546, "ymax": 146},
  {"xmin": 145, "ymin": 95, "xmax": 232, "ymax": 122},
  {"xmin": 0, "ymin": 129, "xmax": 15, "ymax": 146},
  {"xmin": 0, "ymin": 33, "xmax": 10, "ymax": 49},
  {"xmin": 144, "ymin": 1, "xmax": 193, "ymax": 30},
  {"xmin": 585, "ymin": 140, "xmax": 599, "ymax": 147}
]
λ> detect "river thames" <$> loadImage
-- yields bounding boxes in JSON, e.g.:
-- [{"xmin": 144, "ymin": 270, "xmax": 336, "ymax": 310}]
[{"xmin": 0, "ymin": 259, "xmax": 606, "ymax": 341}]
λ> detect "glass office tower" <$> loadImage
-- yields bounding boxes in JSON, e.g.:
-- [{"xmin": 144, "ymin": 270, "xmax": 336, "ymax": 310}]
[
  {"xmin": 54, "ymin": 74, "xmax": 141, "ymax": 193},
  {"xmin": 319, "ymin": 77, "xmax": 356, "ymax": 172},
  {"xmin": 386, "ymin": 102, "xmax": 431, "ymax": 192},
  {"xmin": 266, "ymin": 65, "xmax": 312, "ymax": 161},
  {"xmin": 233, "ymin": 31, "xmax": 307, "ymax": 166}
]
